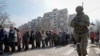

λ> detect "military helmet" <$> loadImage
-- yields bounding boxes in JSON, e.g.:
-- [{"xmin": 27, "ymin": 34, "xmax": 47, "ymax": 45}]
[{"xmin": 76, "ymin": 6, "xmax": 84, "ymax": 11}]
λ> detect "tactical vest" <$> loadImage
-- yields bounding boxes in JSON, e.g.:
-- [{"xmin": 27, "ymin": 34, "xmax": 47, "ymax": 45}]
[{"xmin": 73, "ymin": 14, "xmax": 89, "ymax": 34}]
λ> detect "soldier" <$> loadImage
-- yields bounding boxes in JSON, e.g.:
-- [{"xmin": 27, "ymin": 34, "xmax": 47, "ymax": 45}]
[{"xmin": 70, "ymin": 6, "xmax": 90, "ymax": 56}]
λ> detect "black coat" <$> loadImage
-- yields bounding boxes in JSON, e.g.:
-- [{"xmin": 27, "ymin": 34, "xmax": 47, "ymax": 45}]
[
  {"xmin": 0, "ymin": 29, "xmax": 5, "ymax": 42},
  {"xmin": 23, "ymin": 31, "xmax": 30, "ymax": 42},
  {"xmin": 29, "ymin": 33, "xmax": 35, "ymax": 44},
  {"xmin": 35, "ymin": 32, "xmax": 42, "ymax": 42},
  {"xmin": 8, "ymin": 29, "xmax": 15, "ymax": 43}
]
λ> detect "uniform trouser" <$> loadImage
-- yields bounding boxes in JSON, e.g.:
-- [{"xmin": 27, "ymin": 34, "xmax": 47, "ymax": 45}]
[
  {"xmin": 0, "ymin": 42, "xmax": 3, "ymax": 54},
  {"xmin": 74, "ymin": 33, "xmax": 88, "ymax": 55}
]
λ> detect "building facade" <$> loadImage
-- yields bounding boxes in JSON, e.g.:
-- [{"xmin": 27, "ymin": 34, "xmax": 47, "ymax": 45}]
[
  {"xmin": 41, "ymin": 8, "xmax": 68, "ymax": 33},
  {"xmin": 19, "ymin": 8, "xmax": 69, "ymax": 33}
]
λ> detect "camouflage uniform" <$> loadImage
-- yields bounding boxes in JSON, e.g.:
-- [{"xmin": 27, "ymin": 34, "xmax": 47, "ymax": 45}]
[{"xmin": 70, "ymin": 6, "xmax": 90, "ymax": 56}]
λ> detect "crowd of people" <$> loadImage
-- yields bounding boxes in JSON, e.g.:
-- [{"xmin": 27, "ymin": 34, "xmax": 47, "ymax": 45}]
[{"xmin": 0, "ymin": 25, "xmax": 71, "ymax": 55}]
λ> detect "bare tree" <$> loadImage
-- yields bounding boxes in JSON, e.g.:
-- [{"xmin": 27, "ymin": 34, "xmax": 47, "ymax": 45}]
[
  {"xmin": 0, "ymin": 0, "xmax": 14, "ymax": 27},
  {"xmin": 0, "ymin": 0, "xmax": 6, "ymax": 12},
  {"xmin": 0, "ymin": 0, "xmax": 7, "ymax": 26},
  {"xmin": 0, "ymin": 12, "xmax": 8, "ymax": 25}
]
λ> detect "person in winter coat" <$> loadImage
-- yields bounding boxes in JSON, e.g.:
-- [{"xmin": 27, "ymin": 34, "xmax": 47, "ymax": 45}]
[
  {"xmin": 90, "ymin": 32, "xmax": 96, "ymax": 44},
  {"xmin": 45, "ymin": 31, "xmax": 49, "ymax": 47},
  {"xmin": 4, "ymin": 30, "xmax": 9, "ymax": 53},
  {"xmin": 62, "ymin": 32, "xmax": 67, "ymax": 45},
  {"xmin": 35, "ymin": 31, "xmax": 42, "ymax": 48},
  {"xmin": 30, "ymin": 31, "xmax": 35, "ymax": 49},
  {"xmin": 14, "ymin": 28, "xmax": 18, "ymax": 46},
  {"xmin": 22, "ymin": 29, "xmax": 30, "ymax": 51},
  {"xmin": 0, "ymin": 25, "xmax": 5, "ymax": 55},
  {"xmin": 51, "ymin": 32, "xmax": 59, "ymax": 46},
  {"xmin": 41, "ymin": 31, "xmax": 47, "ymax": 48},
  {"xmin": 16, "ymin": 29, "xmax": 22, "ymax": 51},
  {"xmin": 52, "ymin": 32, "xmax": 59, "ymax": 46},
  {"xmin": 71, "ymin": 34, "xmax": 76, "ymax": 45},
  {"xmin": 8, "ymin": 27, "xmax": 16, "ymax": 52},
  {"xmin": 47, "ymin": 31, "xmax": 52, "ymax": 47}
]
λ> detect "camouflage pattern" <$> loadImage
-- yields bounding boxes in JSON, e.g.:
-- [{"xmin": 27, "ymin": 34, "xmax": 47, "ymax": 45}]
[
  {"xmin": 70, "ymin": 6, "xmax": 90, "ymax": 56},
  {"xmin": 74, "ymin": 33, "xmax": 88, "ymax": 55}
]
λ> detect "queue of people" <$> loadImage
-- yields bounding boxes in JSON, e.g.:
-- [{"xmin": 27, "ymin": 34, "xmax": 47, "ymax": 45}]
[{"xmin": 0, "ymin": 25, "xmax": 71, "ymax": 55}]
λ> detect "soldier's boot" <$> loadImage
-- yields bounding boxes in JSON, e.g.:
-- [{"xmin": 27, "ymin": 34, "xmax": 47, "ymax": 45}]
[
  {"xmin": 82, "ymin": 50, "xmax": 88, "ymax": 56},
  {"xmin": 77, "ymin": 44, "xmax": 81, "ymax": 56}
]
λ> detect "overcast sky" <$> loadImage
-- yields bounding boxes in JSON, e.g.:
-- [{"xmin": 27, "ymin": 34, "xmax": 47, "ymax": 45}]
[{"xmin": 6, "ymin": 0, "xmax": 100, "ymax": 27}]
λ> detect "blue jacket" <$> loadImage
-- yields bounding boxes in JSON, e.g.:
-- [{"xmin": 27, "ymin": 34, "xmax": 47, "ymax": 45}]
[{"xmin": 0, "ymin": 29, "xmax": 5, "ymax": 41}]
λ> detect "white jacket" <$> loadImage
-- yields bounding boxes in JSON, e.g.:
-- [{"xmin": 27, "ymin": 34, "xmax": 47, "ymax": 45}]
[{"xmin": 42, "ymin": 33, "xmax": 47, "ymax": 40}]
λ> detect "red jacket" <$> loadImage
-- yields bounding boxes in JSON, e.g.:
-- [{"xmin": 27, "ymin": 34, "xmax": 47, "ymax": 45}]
[{"xmin": 90, "ymin": 32, "xmax": 96, "ymax": 39}]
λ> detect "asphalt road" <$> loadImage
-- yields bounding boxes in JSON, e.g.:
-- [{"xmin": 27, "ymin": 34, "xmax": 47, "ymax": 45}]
[{"xmin": 1, "ymin": 43, "xmax": 100, "ymax": 56}]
